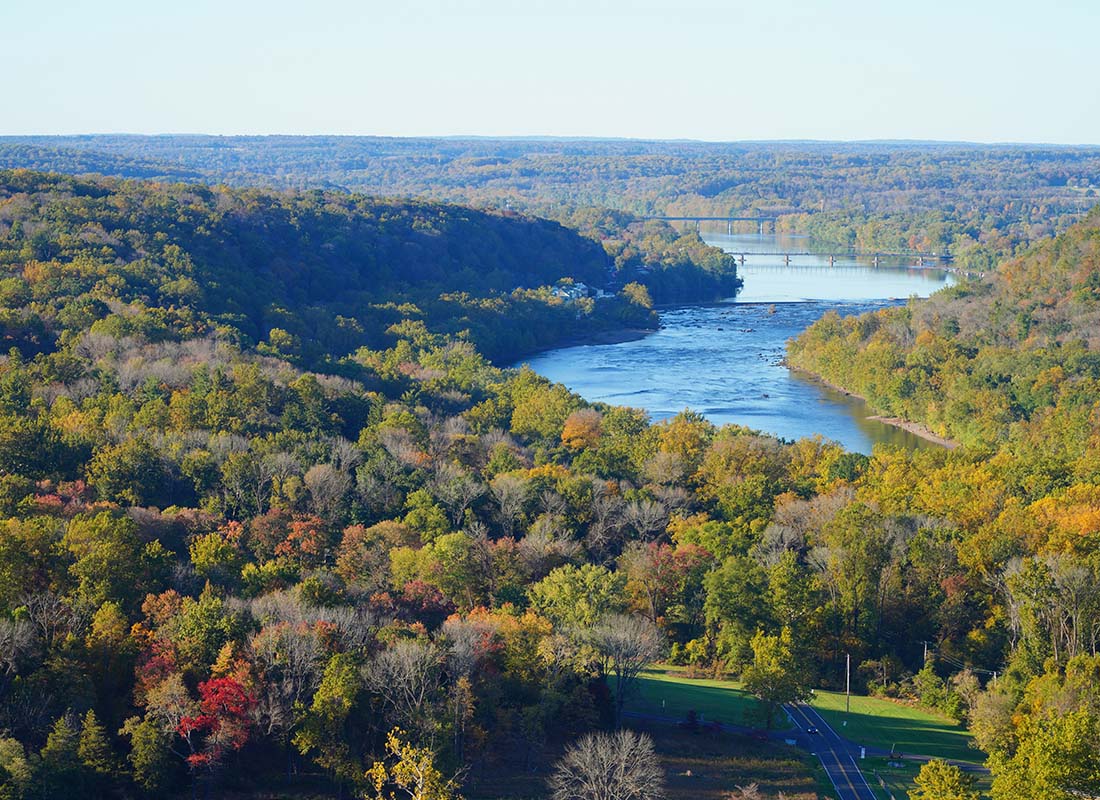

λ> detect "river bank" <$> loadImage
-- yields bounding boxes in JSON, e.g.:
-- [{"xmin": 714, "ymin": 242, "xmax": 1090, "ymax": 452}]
[
  {"xmin": 522, "ymin": 237, "xmax": 957, "ymax": 454},
  {"xmin": 789, "ymin": 366, "xmax": 958, "ymax": 450}
]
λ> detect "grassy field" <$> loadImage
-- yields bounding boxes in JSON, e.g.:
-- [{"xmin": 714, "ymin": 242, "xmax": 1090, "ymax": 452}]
[
  {"xmin": 637, "ymin": 723, "xmax": 823, "ymax": 800},
  {"xmin": 809, "ymin": 689, "xmax": 981, "ymax": 764},
  {"xmin": 628, "ymin": 665, "xmax": 791, "ymax": 730},
  {"xmin": 463, "ymin": 723, "xmax": 825, "ymax": 800},
  {"xmin": 470, "ymin": 668, "xmax": 989, "ymax": 799}
]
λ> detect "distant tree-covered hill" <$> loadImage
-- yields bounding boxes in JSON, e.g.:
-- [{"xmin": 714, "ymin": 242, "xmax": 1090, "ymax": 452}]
[
  {"xmin": 0, "ymin": 170, "xmax": 724, "ymax": 364},
  {"xmin": 3, "ymin": 134, "xmax": 1098, "ymax": 271}
]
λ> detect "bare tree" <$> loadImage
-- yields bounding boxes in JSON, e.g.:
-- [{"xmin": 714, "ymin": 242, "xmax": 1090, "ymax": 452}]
[
  {"xmin": 731, "ymin": 784, "xmax": 764, "ymax": 800},
  {"xmin": 651, "ymin": 485, "xmax": 691, "ymax": 513},
  {"xmin": 588, "ymin": 614, "xmax": 663, "ymax": 727},
  {"xmin": 642, "ymin": 451, "xmax": 686, "ymax": 486},
  {"xmin": 248, "ymin": 591, "xmax": 377, "ymax": 653},
  {"xmin": 586, "ymin": 481, "xmax": 625, "ymax": 559},
  {"xmin": 431, "ymin": 463, "xmax": 485, "ymax": 527},
  {"xmin": 305, "ymin": 462, "xmax": 351, "ymax": 519},
  {"xmin": 754, "ymin": 489, "xmax": 854, "ymax": 567},
  {"xmin": 442, "ymin": 615, "xmax": 498, "ymax": 760},
  {"xmin": 356, "ymin": 456, "xmax": 404, "ymax": 516},
  {"xmin": 250, "ymin": 622, "xmax": 328, "ymax": 776},
  {"xmin": 363, "ymin": 639, "xmax": 442, "ymax": 735},
  {"xmin": 328, "ymin": 437, "xmax": 362, "ymax": 472},
  {"xmin": 624, "ymin": 498, "xmax": 668, "ymax": 542},
  {"xmin": 518, "ymin": 525, "xmax": 580, "ymax": 580},
  {"xmin": 264, "ymin": 451, "xmax": 302, "ymax": 484},
  {"xmin": 442, "ymin": 617, "xmax": 497, "ymax": 679},
  {"xmin": 549, "ymin": 730, "xmax": 665, "ymax": 800},
  {"xmin": 378, "ymin": 427, "xmax": 427, "ymax": 469},
  {"xmin": 20, "ymin": 592, "xmax": 87, "ymax": 649},
  {"xmin": 0, "ymin": 620, "xmax": 34, "ymax": 696},
  {"xmin": 490, "ymin": 474, "xmax": 528, "ymax": 537},
  {"xmin": 540, "ymin": 490, "xmax": 568, "ymax": 518}
]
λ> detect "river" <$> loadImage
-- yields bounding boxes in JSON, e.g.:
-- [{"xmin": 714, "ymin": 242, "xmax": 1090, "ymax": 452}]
[{"xmin": 520, "ymin": 232, "xmax": 957, "ymax": 454}]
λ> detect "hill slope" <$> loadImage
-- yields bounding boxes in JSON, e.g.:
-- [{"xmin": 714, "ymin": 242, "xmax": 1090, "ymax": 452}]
[
  {"xmin": 0, "ymin": 170, "xmax": 667, "ymax": 363},
  {"xmin": 789, "ymin": 206, "xmax": 1100, "ymax": 461}
]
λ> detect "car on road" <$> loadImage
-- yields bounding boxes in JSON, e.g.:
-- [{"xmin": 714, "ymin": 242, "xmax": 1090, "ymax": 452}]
[{"xmin": 806, "ymin": 726, "xmax": 819, "ymax": 734}]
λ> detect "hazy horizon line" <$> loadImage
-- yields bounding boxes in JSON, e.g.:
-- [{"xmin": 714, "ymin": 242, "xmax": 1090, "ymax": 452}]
[{"xmin": 4, "ymin": 133, "xmax": 1100, "ymax": 149}]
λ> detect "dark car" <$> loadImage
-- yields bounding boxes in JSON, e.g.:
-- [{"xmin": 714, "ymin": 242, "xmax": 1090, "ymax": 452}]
[{"xmin": 806, "ymin": 726, "xmax": 819, "ymax": 735}]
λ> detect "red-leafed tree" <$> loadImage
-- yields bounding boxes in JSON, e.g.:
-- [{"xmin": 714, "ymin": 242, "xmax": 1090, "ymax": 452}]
[{"xmin": 177, "ymin": 677, "xmax": 256, "ymax": 771}]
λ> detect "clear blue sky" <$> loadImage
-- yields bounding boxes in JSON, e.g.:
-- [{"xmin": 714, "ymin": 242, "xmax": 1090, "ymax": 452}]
[{"xmin": 5, "ymin": 0, "xmax": 1098, "ymax": 143}]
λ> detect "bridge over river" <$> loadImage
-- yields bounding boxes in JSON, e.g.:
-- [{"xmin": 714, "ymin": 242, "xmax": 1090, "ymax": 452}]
[{"xmin": 647, "ymin": 215, "xmax": 953, "ymax": 264}]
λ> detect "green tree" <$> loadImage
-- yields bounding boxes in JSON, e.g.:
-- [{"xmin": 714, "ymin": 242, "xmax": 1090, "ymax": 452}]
[
  {"xmin": 741, "ymin": 628, "xmax": 810, "ymax": 729},
  {"xmin": 911, "ymin": 759, "xmax": 979, "ymax": 800},
  {"xmin": 62, "ymin": 512, "xmax": 146, "ymax": 606},
  {"xmin": 294, "ymin": 653, "xmax": 364, "ymax": 787},
  {"xmin": 703, "ymin": 555, "xmax": 770, "ymax": 669},
  {"xmin": 528, "ymin": 564, "xmax": 627, "ymax": 629},
  {"xmin": 77, "ymin": 710, "xmax": 114, "ymax": 776},
  {"xmin": 403, "ymin": 489, "xmax": 450, "ymax": 543},
  {"xmin": 87, "ymin": 437, "xmax": 173, "ymax": 506},
  {"xmin": 34, "ymin": 716, "xmax": 84, "ymax": 799},
  {"xmin": 189, "ymin": 530, "xmax": 243, "ymax": 585},
  {"xmin": 509, "ymin": 368, "xmax": 579, "ymax": 441},
  {"xmin": 0, "ymin": 737, "xmax": 32, "ymax": 799},
  {"xmin": 120, "ymin": 716, "xmax": 174, "ymax": 794},
  {"xmin": 990, "ymin": 709, "xmax": 1100, "ymax": 800}
]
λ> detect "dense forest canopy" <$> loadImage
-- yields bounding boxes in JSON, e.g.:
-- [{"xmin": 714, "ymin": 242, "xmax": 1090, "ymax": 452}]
[
  {"xmin": 790, "ymin": 208, "xmax": 1100, "ymax": 454},
  {"xmin": 3, "ymin": 135, "xmax": 1099, "ymax": 273},
  {"xmin": 789, "ymin": 208, "xmax": 1100, "ymax": 799},
  {"xmin": 2, "ymin": 153, "xmax": 1100, "ymax": 799}
]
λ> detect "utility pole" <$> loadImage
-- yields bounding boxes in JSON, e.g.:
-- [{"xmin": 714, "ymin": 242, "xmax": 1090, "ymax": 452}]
[{"xmin": 845, "ymin": 653, "xmax": 851, "ymax": 714}]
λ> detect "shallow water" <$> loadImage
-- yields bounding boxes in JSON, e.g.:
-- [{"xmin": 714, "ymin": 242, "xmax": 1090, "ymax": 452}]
[{"xmin": 521, "ymin": 233, "xmax": 956, "ymax": 454}]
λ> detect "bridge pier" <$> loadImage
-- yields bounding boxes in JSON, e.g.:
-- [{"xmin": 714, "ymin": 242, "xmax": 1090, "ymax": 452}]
[
  {"xmin": 727, "ymin": 220, "xmax": 733, "ymax": 235},
  {"xmin": 873, "ymin": 255, "xmax": 880, "ymax": 267},
  {"xmin": 829, "ymin": 255, "xmax": 835, "ymax": 266},
  {"xmin": 738, "ymin": 253, "xmax": 746, "ymax": 265},
  {"xmin": 758, "ymin": 221, "xmax": 765, "ymax": 235},
  {"xmin": 784, "ymin": 254, "xmax": 791, "ymax": 265}
]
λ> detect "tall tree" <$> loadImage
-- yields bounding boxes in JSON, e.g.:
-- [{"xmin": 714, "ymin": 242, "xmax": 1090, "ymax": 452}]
[{"xmin": 741, "ymin": 627, "xmax": 811, "ymax": 729}]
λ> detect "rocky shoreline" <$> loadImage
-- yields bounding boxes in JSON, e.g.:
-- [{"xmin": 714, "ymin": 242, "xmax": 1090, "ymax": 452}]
[{"xmin": 788, "ymin": 366, "xmax": 959, "ymax": 450}]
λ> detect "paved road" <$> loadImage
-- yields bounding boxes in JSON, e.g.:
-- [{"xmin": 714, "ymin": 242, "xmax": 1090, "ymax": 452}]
[{"xmin": 786, "ymin": 702, "xmax": 879, "ymax": 800}]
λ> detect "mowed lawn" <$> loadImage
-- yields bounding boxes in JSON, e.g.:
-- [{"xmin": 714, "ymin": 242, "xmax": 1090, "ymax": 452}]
[
  {"xmin": 809, "ymin": 689, "xmax": 982, "ymax": 764},
  {"xmin": 627, "ymin": 665, "xmax": 789, "ymax": 730},
  {"xmin": 637, "ymin": 723, "xmax": 822, "ymax": 800}
]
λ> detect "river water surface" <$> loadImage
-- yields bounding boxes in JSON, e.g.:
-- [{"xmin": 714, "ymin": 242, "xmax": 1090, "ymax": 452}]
[{"xmin": 521, "ymin": 233, "xmax": 956, "ymax": 454}]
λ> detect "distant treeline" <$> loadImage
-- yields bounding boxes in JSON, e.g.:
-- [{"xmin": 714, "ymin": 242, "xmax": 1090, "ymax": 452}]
[{"xmin": 3, "ymin": 135, "xmax": 1098, "ymax": 271}]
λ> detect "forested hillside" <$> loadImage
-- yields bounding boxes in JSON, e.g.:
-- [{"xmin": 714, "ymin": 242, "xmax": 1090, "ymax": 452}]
[
  {"xmin": 2, "ymin": 168, "xmax": 1100, "ymax": 800},
  {"xmin": 788, "ymin": 207, "xmax": 1100, "ymax": 799},
  {"xmin": 789, "ymin": 207, "xmax": 1100, "ymax": 456},
  {"xmin": 0, "ymin": 171, "xmax": 744, "ymax": 366}
]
